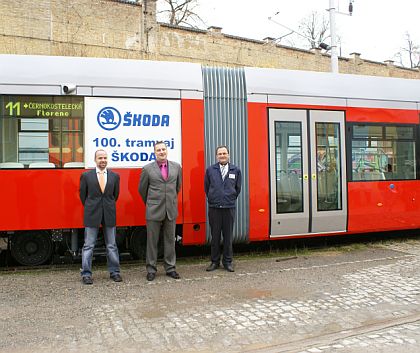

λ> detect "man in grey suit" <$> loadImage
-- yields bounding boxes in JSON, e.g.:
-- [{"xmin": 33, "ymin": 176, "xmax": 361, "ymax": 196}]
[
  {"xmin": 79, "ymin": 149, "xmax": 122, "ymax": 285},
  {"xmin": 139, "ymin": 141, "xmax": 182, "ymax": 281}
]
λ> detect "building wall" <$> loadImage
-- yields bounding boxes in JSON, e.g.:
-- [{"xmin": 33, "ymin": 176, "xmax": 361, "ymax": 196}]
[
  {"xmin": 157, "ymin": 25, "xmax": 419, "ymax": 79},
  {"xmin": 0, "ymin": 0, "xmax": 418, "ymax": 79},
  {"xmin": 0, "ymin": 0, "xmax": 143, "ymax": 58}
]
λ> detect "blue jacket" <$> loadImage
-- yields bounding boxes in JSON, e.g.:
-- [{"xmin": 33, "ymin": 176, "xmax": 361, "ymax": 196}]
[{"xmin": 204, "ymin": 163, "xmax": 242, "ymax": 208}]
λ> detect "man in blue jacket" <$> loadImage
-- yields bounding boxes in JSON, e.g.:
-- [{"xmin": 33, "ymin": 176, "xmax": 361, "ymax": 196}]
[{"xmin": 204, "ymin": 145, "xmax": 242, "ymax": 272}]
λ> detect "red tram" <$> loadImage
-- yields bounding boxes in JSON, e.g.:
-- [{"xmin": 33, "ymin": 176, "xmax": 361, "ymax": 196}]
[{"xmin": 1, "ymin": 55, "xmax": 419, "ymax": 265}]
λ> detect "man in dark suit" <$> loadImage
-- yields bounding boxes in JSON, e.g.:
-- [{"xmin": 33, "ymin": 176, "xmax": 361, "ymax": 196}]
[
  {"xmin": 204, "ymin": 145, "xmax": 242, "ymax": 272},
  {"xmin": 139, "ymin": 141, "xmax": 182, "ymax": 281},
  {"xmin": 79, "ymin": 149, "xmax": 122, "ymax": 285}
]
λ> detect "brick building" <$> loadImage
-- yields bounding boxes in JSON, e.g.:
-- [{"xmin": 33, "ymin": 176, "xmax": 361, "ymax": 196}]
[{"xmin": 0, "ymin": 0, "xmax": 418, "ymax": 79}]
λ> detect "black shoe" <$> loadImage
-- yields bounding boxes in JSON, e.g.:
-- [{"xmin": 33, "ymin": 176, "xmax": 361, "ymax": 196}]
[
  {"xmin": 224, "ymin": 264, "xmax": 234, "ymax": 272},
  {"xmin": 166, "ymin": 271, "xmax": 180, "ymax": 279},
  {"xmin": 82, "ymin": 276, "xmax": 93, "ymax": 285},
  {"xmin": 110, "ymin": 273, "xmax": 122, "ymax": 282},
  {"xmin": 146, "ymin": 272, "xmax": 156, "ymax": 281},
  {"xmin": 206, "ymin": 263, "xmax": 219, "ymax": 272}
]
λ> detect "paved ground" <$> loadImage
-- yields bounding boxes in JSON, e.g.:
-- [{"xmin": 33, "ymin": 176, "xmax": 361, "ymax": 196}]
[{"xmin": 1, "ymin": 238, "xmax": 420, "ymax": 353}]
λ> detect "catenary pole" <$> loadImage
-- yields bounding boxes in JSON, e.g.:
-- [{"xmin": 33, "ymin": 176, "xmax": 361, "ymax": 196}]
[{"xmin": 328, "ymin": 0, "xmax": 339, "ymax": 73}]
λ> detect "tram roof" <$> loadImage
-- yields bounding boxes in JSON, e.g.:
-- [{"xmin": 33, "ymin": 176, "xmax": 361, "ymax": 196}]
[
  {"xmin": 0, "ymin": 55, "xmax": 203, "ymax": 91},
  {"xmin": 2, "ymin": 55, "xmax": 420, "ymax": 104},
  {"xmin": 245, "ymin": 67, "xmax": 420, "ymax": 103}
]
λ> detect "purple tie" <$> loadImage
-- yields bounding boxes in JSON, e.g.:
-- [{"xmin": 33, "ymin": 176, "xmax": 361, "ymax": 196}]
[{"xmin": 160, "ymin": 163, "xmax": 168, "ymax": 180}]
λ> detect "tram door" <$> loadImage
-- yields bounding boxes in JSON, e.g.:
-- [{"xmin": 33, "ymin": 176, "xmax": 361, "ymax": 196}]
[{"xmin": 269, "ymin": 109, "xmax": 347, "ymax": 237}]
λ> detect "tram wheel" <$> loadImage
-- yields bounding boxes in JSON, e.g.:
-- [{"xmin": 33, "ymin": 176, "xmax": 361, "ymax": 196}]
[{"xmin": 11, "ymin": 231, "xmax": 53, "ymax": 266}]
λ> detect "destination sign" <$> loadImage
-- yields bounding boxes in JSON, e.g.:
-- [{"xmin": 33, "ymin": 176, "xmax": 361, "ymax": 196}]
[{"xmin": 2, "ymin": 96, "xmax": 84, "ymax": 118}]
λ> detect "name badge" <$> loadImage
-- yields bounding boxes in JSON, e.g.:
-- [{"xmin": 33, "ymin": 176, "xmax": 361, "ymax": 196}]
[{"xmin": 228, "ymin": 173, "xmax": 235, "ymax": 179}]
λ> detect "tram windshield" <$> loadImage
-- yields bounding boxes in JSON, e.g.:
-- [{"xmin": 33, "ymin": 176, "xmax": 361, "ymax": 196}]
[{"xmin": 0, "ymin": 95, "xmax": 84, "ymax": 168}]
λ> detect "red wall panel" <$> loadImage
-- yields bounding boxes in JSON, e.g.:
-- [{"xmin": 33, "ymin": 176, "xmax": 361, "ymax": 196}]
[
  {"xmin": 347, "ymin": 181, "xmax": 420, "ymax": 232},
  {"xmin": 0, "ymin": 168, "xmax": 144, "ymax": 231},
  {"xmin": 180, "ymin": 99, "xmax": 206, "ymax": 245},
  {"xmin": 248, "ymin": 103, "xmax": 270, "ymax": 241},
  {"xmin": 347, "ymin": 107, "xmax": 419, "ymax": 124},
  {"xmin": 0, "ymin": 99, "xmax": 206, "ymax": 242}
]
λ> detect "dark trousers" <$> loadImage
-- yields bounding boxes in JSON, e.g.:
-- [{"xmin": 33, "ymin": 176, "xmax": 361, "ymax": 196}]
[
  {"xmin": 146, "ymin": 217, "xmax": 176, "ymax": 274},
  {"xmin": 208, "ymin": 207, "xmax": 235, "ymax": 265}
]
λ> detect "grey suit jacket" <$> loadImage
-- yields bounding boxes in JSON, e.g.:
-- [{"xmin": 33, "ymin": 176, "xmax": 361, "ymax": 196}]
[
  {"xmin": 79, "ymin": 169, "xmax": 120, "ymax": 227},
  {"xmin": 138, "ymin": 160, "xmax": 182, "ymax": 221}
]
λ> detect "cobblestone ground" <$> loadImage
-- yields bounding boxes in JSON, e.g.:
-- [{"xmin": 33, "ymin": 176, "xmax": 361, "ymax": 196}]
[{"xmin": 1, "ymin": 240, "xmax": 420, "ymax": 352}]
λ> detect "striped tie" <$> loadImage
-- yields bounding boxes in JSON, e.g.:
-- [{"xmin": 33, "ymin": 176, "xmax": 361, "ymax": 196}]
[{"xmin": 221, "ymin": 164, "xmax": 228, "ymax": 181}]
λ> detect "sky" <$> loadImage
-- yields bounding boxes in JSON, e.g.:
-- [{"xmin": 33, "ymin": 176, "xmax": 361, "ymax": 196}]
[{"xmin": 190, "ymin": 0, "xmax": 420, "ymax": 65}]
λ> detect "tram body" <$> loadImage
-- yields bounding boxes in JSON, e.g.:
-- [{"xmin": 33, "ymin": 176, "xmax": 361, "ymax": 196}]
[{"xmin": 1, "ymin": 55, "xmax": 419, "ymax": 265}]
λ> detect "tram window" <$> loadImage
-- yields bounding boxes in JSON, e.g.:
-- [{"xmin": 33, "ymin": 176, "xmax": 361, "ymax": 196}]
[
  {"xmin": 18, "ymin": 119, "xmax": 50, "ymax": 164},
  {"xmin": 274, "ymin": 122, "xmax": 303, "ymax": 214},
  {"xmin": 385, "ymin": 126, "xmax": 414, "ymax": 139},
  {"xmin": 19, "ymin": 131, "xmax": 49, "ymax": 164},
  {"xmin": 353, "ymin": 125, "xmax": 383, "ymax": 139},
  {"xmin": 21, "ymin": 118, "xmax": 48, "ymax": 131},
  {"xmin": 351, "ymin": 124, "xmax": 416, "ymax": 181},
  {"xmin": 0, "ymin": 95, "xmax": 84, "ymax": 168},
  {"xmin": 316, "ymin": 122, "xmax": 342, "ymax": 211}
]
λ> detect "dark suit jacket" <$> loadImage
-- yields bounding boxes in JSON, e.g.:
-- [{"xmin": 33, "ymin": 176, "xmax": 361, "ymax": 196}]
[
  {"xmin": 138, "ymin": 160, "xmax": 182, "ymax": 221},
  {"xmin": 79, "ymin": 169, "xmax": 120, "ymax": 227},
  {"xmin": 204, "ymin": 163, "xmax": 242, "ymax": 208}
]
